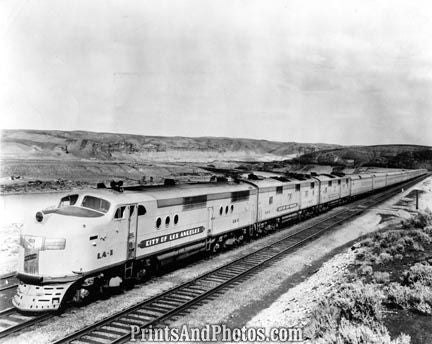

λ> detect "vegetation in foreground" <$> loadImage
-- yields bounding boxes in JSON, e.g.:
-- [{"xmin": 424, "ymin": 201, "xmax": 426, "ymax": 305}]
[{"xmin": 305, "ymin": 210, "xmax": 432, "ymax": 344}]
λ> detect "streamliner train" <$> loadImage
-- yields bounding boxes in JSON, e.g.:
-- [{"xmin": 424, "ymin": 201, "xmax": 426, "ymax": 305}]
[{"xmin": 13, "ymin": 168, "xmax": 427, "ymax": 311}]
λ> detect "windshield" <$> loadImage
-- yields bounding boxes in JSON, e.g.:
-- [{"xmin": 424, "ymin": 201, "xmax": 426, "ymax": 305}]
[
  {"xmin": 58, "ymin": 194, "xmax": 79, "ymax": 208},
  {"xmin": 81, "ymin": 196, "xmax": 110, "ymax": 213}
]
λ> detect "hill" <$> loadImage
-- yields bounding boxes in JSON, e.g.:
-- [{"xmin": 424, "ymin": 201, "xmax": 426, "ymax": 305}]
[
  {"xmin": 0, "ymin": 129, "xmax": 341, "ymax": 162},
  {"xmin": 295, "ymin": 145, "xmax": 432, "ymax": 170}
]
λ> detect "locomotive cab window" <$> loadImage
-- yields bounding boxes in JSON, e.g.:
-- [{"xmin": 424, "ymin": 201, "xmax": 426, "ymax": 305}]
[
  {"xmin": 82, "ymin": 196, "xmax": 110, "ymax": 213},
  {"xmin": 310, "ymin": 183, "xmax": 314, "ymax": 189},
  {"xmin": 114, "ymin": 206, "xmax": 126, "ymax": 219},
  {"xmin": 338, "ymin": 180, "xmax": 341, "ymax": 185},
  {"xmin": 59, "ymin": 194, "xmax": 78, "ymax": 208},
  {"xmin": 295, "ymin": 184, "xmax": 300, "ymax": 192},
  {"xmin": 138, "ymin": 205, "xmax": 146, "ymax": 216},
  {"xmin": 328, "ymin": 181, "xmax": 332, "ymax": 186},
  {"xmin": 276, "ymin": 186, "xmax": 283, "ymax": 194}
]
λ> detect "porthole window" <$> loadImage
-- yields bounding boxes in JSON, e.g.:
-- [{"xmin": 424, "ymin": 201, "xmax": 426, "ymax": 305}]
[
  {"xmin": 165, "ymin": 216, "xmax": 170, "ymax": 226},
  {"xmin": 174, "ymin": 214, "xmax": 179, "ymax": 225},
  {"xmin": 156, "ymin": 217, "xmax": 162, "ymax": 229},
  {"xmin": 225, "ymin": 206, "xmax": 229, "ymax": 214},
  {"xmin": 231, "ymin": 205, "xmax": 234, "ymax": 213},
  {"xmin": 220, "ymin": 206, "xmax": 223, "ymax": 216},
  {"xmin": 138, "ymin": 205, "xmax": 146, "ymax": 216}
]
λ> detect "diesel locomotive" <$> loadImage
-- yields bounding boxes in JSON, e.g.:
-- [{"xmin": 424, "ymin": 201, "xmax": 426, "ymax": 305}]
[{"xmin": 13, "ymin": 168, "xmax": 427, "ymax": 311}]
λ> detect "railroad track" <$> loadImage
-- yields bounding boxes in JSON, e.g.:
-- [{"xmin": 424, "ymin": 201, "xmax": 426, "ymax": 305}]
[
  {"xmin": 0, "ymin": 307, "xmax": 52, "ymax": 339},
  {"xmin": 51, "ymin": 175, "xmax": 428, "ymax": 344},
  {"xmin": 0, "ymin": 273, "xmax": 18, "ymax": 293}
]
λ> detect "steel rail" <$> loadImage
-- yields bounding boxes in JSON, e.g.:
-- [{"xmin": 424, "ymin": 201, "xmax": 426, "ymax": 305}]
[{"xmin": 0, "ymin": 308, "xmax": 52, "ymax": 339}]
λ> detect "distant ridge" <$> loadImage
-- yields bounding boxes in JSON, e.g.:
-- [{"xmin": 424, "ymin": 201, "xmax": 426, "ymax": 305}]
[
  {"xmin": 295, "ymin": 145, "xmax": 432, "ymax": 170},
  {"xmin": 0, "ymin": 129, "xmax": 341, "ymax": 162}
]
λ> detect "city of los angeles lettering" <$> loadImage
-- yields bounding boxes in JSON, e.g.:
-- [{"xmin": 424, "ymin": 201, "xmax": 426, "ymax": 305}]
[
  {"xmin": 277, "ymin": 203, "xmax": 298, "ymax": 212},
  {"xmin": 138, "ymin": 226, "xmax": 205, "ymax": 248}
]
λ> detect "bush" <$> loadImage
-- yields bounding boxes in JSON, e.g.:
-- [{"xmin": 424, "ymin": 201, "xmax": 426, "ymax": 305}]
[
  {"xmin": 409, "ymin": 230, "xmax": 431, "ymax": 245},
  {"xmin": 402, "ymin": 210, "xmax": 432, "ymax": 230},
  {"xmin": 333, "ymin": 282, "xmax": 385, "ymax": 324},
  {"xmin": 386, "ymin": 281, "xmax": 432, "ymax": 315},
  {"xmin": 377, "ymin": 252, "xmax": 393, "ymax": 264},
  {"xmin": 312, "ymin": 316, "xmax": 411, "ymax": 344},
  {"xmin": 360, "ymin": 265, "xmax": 373, "ymax": 276},
  {"xmin": 374, "ymin": 271, "xmax": 391, "ymax": 284},
  {"xmin": 403, "ymin": 263, "xmax": 432, "ymax": 287}
]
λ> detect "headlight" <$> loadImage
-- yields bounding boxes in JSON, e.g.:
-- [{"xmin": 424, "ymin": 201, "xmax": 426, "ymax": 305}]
[
  {"xmin": 43, "ymin": 237, "xmax": 66, "ymax": 250},
  {"xmin": 20, "ymin": 235, "xmax": 66, "ymax": 250}
]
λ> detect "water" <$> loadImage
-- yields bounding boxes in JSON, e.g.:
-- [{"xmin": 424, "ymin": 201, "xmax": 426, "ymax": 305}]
[{"xmin": 0, "ymin": 192, "xmax": 67, "ymax": 227}]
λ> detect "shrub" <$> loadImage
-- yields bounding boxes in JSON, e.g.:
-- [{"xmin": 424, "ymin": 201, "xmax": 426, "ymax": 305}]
[
  {"xmin": 409, "ymin": 230, "xmax": 431, "ymax": 245},
  {"xmin": 402, "ymin": 210, "xmax": 432, "ymax": 230},
  {"xmin": 374, "ymin": 271, "xmax": 391, "ymax": 284},
  {"xmin": 403, "ymin": 263, "xmax": 432, "ymax": 287},
  {"xmin": 386, "ymin": 281, "xmax": 432, "ymax": 315},
  {"xmin": 333, "ymin": 282, "xmax": 385, "ymax": 324},
  {"xmin": 424, "ymin": 225, "xmax": 432, "ymax": 237},
  {"xmin": 360, "ymin": 265, "xmax": 373, "ymax": 276},
  {"xmin": 312, "ymin": 317, "xmax": 411, "ymax": 344},
  {"xmin": 377, "ymin": 252, "xmax": 393, "ymax": 264}
]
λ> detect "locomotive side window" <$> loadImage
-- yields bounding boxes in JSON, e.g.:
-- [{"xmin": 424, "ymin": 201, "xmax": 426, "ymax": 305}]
[
  {"xmin": 156, "ymin": 217, "xmax": 162, "ymax": 229},
  {"xmin": 59, "ymin": 194, "xmax": 78, "ymax": 208},
  {"xmin": 225, "ymin": 206, "xmax": 229, "ymax": 214},
  {"xmin": 82, "ymin": 196, "xmax": 110, "ymax": 213},
  {"xmin": 338, "ymin": 180, "xmax": 341, "ymax": 185},
  {"xmin": 310, "ymin": 183, "xmax": 314, "ymax": 189},
  {"xmin": 276, "ymin": 186, "xmax": 283, "ymax": 194},
  {"xmin": 114, "ymin": 206, "xmax": 126, "ymax": 219},
  {"xmin": 269, "ymin": 196, "xmax": 273, "ymax": 205},
  {"xmin": 165, "ymin": 216, "xmax": 170, "ymax": 226},
  {"xmin": 295, "ymin": 184, "xmax": 300, "ymax": 192},
  {"xmin": 174, "ymin": 214, "xmax": 179, "ymax": 224},
  {"xmin": 220, "ymin": 207, "xmax": 223, "ymax": 216},
  {"xmin": 129, "ymin": 205, "xmax": 135, "ymax": 217},
  {"xmin": 138, "ymin": 205, "xmax": 146, "ymax": 216},
  {"xmin": 231, "ymin": 205, "xmax": 234, "ymax": 213},
  {"xmin": 328, "ymin": 181, "xmax": 332, "ymax": 186}
]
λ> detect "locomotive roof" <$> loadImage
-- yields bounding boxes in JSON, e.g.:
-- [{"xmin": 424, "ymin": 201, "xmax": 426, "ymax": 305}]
[
  {"xmin": 312, "ymin": 175, "xmax": 341, "ymax": 182},
  {"xmin": 81, "ymin": 181, "xmax": 255, "ymax": 205},
  {"xmin": 134, "ymin": 182, "xmax": 254, "ymax": 200}
]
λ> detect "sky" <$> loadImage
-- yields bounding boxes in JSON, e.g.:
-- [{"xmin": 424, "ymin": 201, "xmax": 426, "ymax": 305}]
[{"xmin": 0, "ymin": 0, "xmax": 432, "ymax": 145}]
